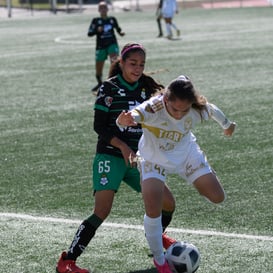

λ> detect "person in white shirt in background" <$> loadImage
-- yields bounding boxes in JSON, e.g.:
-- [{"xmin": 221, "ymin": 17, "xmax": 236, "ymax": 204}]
[
  {"xmin": 116, "ymin": 74, "xmax": 236, "ymax": 273},
  {"xmin": 162, "ymin": 0, "xmax": 180, "ymax": 39}
]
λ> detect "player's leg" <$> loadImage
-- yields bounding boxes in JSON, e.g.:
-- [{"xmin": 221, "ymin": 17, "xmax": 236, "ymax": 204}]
[
  {"xmin": 156, "ymin": 15, "xmax": 163, "ymax": 37},
  {"xmin": 56, "ymin": 190, "xmax": 115, "ymax": 273},
  {"xmin": 107, "ymin": 43, "xmax": 119, "ymax": 67},
  {"xmin": 193, "ymin": 173, "xmax": 225, "ymax": 204},
  {"xmin": 164, "ymin": 17, "xmax": 172, "ymax": 39},
  {"xmin": 125, "ymin": 163, "xmax": 175, "ymax": 232},
  {"xmin": 67, "ymin": 190, "xmax": 115, "ymax": 260},
  {"xmin": 92, "ymin": 61, "xmax": 104, "ymax": 92},
  {"xmin": 142, "ymin": 178, "xmax": 172, "ymax": 273},
  {"xmin": 142, "ymin": 178, "xmax": 165, "ymax": 262},
  {"xmin": 56, "ymin": 154, "xmax": 126, "ymax": 273},
  {"xmin": 169, "ymin": 18, "xmax": 180, "ymax": 37},
  {"xmin": 178, "ymin": 142, "xmax": 226, "ymax": 204},
  {"xmin": 162, "ymin": 184, "xmax": 175, "ymax": 231},
  {"xmin": 92, "ymin": 49, "xmax": 107, "ymax": 92},
  {"xmin": 139, "ymin": 160, "xmax": 172, "ymax": 272}
]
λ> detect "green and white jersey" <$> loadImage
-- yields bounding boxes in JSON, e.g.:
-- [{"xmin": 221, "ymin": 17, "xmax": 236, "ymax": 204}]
[
  {"xmin": 93, "ymin": 74, "xmax": 155, "ymax": 158},
  {"xmin": 87, "ymin": 16, "xmax": 122, "ymax": 49}
]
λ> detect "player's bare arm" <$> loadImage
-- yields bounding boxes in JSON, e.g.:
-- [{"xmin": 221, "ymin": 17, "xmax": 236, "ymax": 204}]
[{"xmin": 109, "ymin": 136, "xmax": 135, "ymax": 165}]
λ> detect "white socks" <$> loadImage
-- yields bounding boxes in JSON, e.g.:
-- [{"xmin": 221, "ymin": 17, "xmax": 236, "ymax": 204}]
[
  {"xmin": 166, "ymin": 23, "xmax": 172, "ymax": 36},
  {"xmin": 171, "ymin": 23, "xmax": 178, "ymax": 30},
  {"xmin": 144, "ymin": 214, "xmax": 165, "ymax": 265}
]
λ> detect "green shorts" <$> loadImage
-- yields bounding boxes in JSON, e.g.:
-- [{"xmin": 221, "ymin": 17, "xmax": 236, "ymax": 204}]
[
  {"xmin": 96, "ymin": 44, "xmax": 119, "ymax": 61},
  {"xmin": 92, "ymin": 153, "xmax": 141, "ymax": 192}
]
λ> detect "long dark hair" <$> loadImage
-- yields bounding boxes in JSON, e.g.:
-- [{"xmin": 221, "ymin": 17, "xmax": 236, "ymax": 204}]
[
  {"xmin": 108, "ymin": 42, "xmax": 164, "ymax": 94},
  {"xmin": 165, "ymin": 75, "xmax": 208, "ymax": 118}
]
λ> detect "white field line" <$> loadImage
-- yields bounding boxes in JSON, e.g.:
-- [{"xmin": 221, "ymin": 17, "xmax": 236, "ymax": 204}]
[
  {"xmin": 1, "ymin": 212, "xmax": 273, "ymax": 242},
  {"xmin": 54, "ymin": 36, "xmax": 91, "ymax": 45}
]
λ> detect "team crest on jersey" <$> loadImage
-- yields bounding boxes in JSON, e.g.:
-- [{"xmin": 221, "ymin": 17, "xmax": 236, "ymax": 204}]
[
  {"xmin": 184, "ymin": 117, "xmax": 192, "ymax": 132},
  {"xmin": 144, "ymin": 104, "xmax": 155, "ymax": 113},
  {"xmin": 100, "ymin": 174, "xmax": 109, "ymax": 186},
  {"xmin": 141, "ymin": 88, "xmax": 146, "ymax": 99},
  {"xmin": 104, "ymin": 96, "xmax": 113, "ymax": 107}
]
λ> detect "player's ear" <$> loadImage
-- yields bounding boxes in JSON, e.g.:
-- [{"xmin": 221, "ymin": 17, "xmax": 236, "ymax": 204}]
[
  {"xmin": 163, "ymin": 94, "xmax": 168, "ymax": 104},
  {"xmin": 119, "ymin": 58, "xmax": 124, "ymax": 69}
]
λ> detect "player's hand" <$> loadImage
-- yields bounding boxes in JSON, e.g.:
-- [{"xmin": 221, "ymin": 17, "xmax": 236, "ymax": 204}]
[
  {"xmin": 120, "ymin": 32, "xmax": 125, "ymax": 36},
  {"xmin": 224, "ymin": 122, "xmax": 236, "ymax": 136},
  {"xmin": 128, "ymin": 153, "xmax": 139, "ymax": 168},
  {"xmin": 98, "ymin": 26, "xmax": 103, "ymax": 32},
  {"xmin": 120, "ymin": 145, "xmax": 136, "ymax": 166},
  {"xmin": 117, "ymin": 111, "xmax": 137, "ymax": 127}
]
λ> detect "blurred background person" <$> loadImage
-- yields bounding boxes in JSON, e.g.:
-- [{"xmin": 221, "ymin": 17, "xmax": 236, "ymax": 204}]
[
  {"xmin": 162, "ymin": 0, "xmax": 180, "ymax": 39},
  {"xmin": 156, "ymin": 0, "xmax": 163, "ymax": 37},
  {"xmin": 87, "ymin": 1, "xmax": 125, "ymax": 93}
]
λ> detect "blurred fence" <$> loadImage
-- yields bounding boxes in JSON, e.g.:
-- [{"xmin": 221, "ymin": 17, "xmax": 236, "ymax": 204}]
[{"xmin": 0, "ymin": 0, "xmax": 272, "ymax": 18}]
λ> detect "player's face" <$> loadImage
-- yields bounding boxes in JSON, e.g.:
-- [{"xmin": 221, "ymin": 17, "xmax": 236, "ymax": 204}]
[
  {"xmin": 121, "ymin": 52, "xmax": 145, "ymax": 83},
  {"xmin": 99, "ymin": 5, "xmax": 108, "ymax": 16},
  {"xmin": 164, "ymin": 97, "xmax": 192, "ymax": 120}
]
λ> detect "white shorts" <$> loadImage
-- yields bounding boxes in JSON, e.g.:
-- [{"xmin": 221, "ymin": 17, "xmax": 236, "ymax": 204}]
[
  {"xmin": 162, "ymin": 10, "xmax": 175, "ymax": 18},
  {"xmin": 138, "ymin": 144, "xmax": 213, "ymax": 185}
]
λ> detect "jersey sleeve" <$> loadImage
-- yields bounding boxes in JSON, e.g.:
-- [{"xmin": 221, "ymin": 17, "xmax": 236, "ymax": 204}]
[
  {"xmin": 131, "ymin": 109, "xmax": 144, "ymax": 123},
  {"xmin": 112, "ymin": 17, "xmax": 123, "ymax": 34},
  {"xmin": 131, "ymin": 96, "xmax": 161, "ymax": 123},
  {"xmin": 93, "ymin": 82, "xmax": 116, "ymax": 144},
  {"xmin": 206, "ymin": 103, "xmax": 232, "ymax": 129},
  {"xmin": 87, "ymin": 18, "xmax": 97, "ymax": 37}
]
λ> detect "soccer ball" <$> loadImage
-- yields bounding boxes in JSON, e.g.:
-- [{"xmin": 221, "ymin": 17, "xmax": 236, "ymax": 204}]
[{"xmin": 165, "ymin": 241, "xmax": 201, "ymax": 273}]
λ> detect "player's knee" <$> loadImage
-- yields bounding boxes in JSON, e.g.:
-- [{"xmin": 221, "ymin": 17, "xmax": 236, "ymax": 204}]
[{"xmin": 204, "ymin": 191, "xmax": 226, "ymax": 204}]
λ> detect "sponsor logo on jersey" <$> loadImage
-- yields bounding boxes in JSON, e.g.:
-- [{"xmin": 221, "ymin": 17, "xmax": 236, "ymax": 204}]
[
  {"xmin": 158, "ymin": 130, "xmax": 182, "ymax": 142},
  {"xmin": 127, "ymin": 127, "xmax": 142, "ymax": 133},
  {"xmin": 160, "ymin": 122, "xmax": 168, "ymax": 127},
  {"xmin": 185, "ymin": 162, "xmax": 206, "ymax": 177},
  {"xmin": 142, "ymin": 124, "xmax": 183, "ymax": 142},
  {"xmin": 103, "ymin": 24, "xmax": 112, "ymax": 33},
  {"xmin": 117, "ymin": 88, "xmax": 126, "ymax": 96}
]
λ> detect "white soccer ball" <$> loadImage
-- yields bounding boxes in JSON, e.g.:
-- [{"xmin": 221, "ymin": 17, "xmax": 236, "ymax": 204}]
[{"xmin": 165, "ymin": 241, "xmax": 201, "ymax": 273}]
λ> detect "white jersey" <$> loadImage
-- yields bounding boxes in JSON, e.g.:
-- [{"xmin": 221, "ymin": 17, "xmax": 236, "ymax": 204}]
[
  {"xmin": 132, "ymin": 94, "xmax": 231, "ymax": 170},
  {"xmin": 162, "ymin": 0, "xmax": 178, "ymax": 18}
]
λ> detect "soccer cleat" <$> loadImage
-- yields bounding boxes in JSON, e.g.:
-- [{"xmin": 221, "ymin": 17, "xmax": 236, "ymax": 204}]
[
  {"xmin": 162, "ymin": 232, "xmax": 177, "ymax": 250},
  {"xmin": 56, "ymin": 251, "xmax": 90, "ymax": 273},
  {"xmin": 153, "ymin": 258, "xmax": 172, "ymax": 273},
  {"xmin": 176, "ymin": 29, "xmax": 181, "ymax": 37}
]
